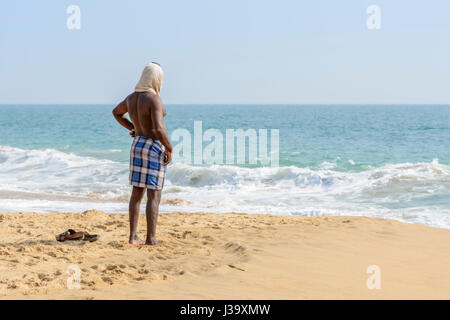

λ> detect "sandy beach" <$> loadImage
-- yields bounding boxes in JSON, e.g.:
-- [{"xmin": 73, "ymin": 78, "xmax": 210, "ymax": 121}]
[{"xmin": 0, "ymin": 210, "xmax": 449, "ymax": 300}]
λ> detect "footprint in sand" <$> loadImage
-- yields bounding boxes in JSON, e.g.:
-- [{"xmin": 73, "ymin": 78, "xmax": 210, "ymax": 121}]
[
  {"xmin": 106, "ymin": 264, "xmax": 119, "ymax": 271},
  {"xmin": 46, "ymin": 251, "xmax": 57, "ymax": 258},
  {"xmin": 107, "ymin": 241, "xmax": 124, "ymax": 249},
  {"xmin": 101, "ymin": 276, "xmax": 113, "ymax": 285},
  {"xmin": 224, "ymin": 242, "xmax": 247, "ymax": 254},
  {"xmin": 81, "ymin": 280, "xmax": 96, "ymax": 287},
  {"xmin": 138, "ymin": 268, "xmax": 149, "ymax": 274},
  {"xmin": 182, "ymin": 230, "xmax": 200, "ymax": 239},
  {"xmin": 37, "ymin": 273, "xmax": 53, "ymax": 281}
]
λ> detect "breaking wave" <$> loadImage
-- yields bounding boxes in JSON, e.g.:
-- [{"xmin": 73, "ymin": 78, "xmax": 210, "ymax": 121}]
[{"xmin": 1, "ymin": 146, "xmax": 449, "ymax": 228}]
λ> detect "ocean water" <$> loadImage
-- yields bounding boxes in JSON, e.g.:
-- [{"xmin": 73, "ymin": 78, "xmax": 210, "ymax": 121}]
[{"xmin": 0, "ymin": 104, "xmax": 449, "ymax": 228}]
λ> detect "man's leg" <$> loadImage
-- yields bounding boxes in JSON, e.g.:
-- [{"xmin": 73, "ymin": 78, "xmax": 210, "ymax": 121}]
[
  {"xmin": 145, "ymin": 189, "xmax": 162, "ymax": 245},
  {"xmin": 129, "ymin": 186, "xmax": 145, "ymax": 244}
]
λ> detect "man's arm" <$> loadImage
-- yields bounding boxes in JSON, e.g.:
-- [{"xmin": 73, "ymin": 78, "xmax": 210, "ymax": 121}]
[
  {"xmin": 149, "ymin": 96, "xmax": 173, "ymax": 153},
  {"xmin": 112, "ymin": 98, "xmax": 134, "ymax": 131}
]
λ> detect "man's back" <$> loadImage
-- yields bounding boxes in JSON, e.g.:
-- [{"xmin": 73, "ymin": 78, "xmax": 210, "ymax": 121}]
[{"xmin": 127, "ymin": 92, "xmax": 165, "ymax": 140}]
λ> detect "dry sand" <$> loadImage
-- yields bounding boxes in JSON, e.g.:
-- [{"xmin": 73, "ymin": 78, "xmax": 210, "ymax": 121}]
[{"xmin": 0, "ymin": 210, "xmax": 449, "ymax": 299}]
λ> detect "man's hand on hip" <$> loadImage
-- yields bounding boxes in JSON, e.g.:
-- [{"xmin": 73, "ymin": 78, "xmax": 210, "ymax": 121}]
[{"xmin": 163, "ymin": 150, "xmax": 172, "ymax": 166}]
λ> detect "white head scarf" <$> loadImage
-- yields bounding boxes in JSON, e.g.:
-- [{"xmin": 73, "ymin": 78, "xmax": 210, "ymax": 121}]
[{"xmin": 134, "ymin": 62, "xmax": 164, "ymax": 95}]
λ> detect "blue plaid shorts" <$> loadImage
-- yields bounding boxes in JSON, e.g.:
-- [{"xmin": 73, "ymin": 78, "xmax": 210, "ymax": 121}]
[{"xmin": 129, "ymin": 136, "xmax": 167, "ymax": 190}]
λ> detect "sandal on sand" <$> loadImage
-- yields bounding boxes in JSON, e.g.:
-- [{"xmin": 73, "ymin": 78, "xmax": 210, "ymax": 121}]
[
  {"xmin": 55, "ymin": 229, "xmax": 83, "ymax": 241},
  {"xmin": 56, "ymin": 229, "xmax": 99, "ymax": 242},
  {"xmin": 82, "ymin": 232, "xmax": 99, "ymax": 242}
]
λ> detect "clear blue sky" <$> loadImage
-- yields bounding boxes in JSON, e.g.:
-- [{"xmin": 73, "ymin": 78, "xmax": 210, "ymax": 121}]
[{"xmin": 0, "ymin": 0, "xmax": 449, "ymax": 104}]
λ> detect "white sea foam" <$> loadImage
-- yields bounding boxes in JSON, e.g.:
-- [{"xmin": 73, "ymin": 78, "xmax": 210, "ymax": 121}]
[
  {"xmin": 0, "ymin": 145, "xmax": 129, "ymax": 197},
  {"xmin": 0, "ymin": 146, "xmax": 449, "ymax": 228}
]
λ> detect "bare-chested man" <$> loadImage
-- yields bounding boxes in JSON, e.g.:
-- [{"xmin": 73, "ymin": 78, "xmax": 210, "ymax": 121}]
[{"xmin": 112, "ymin": 62, "xmax": 172, "ymax": 245}]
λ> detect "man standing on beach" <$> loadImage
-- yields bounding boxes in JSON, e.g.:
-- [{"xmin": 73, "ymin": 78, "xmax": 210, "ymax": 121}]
[{"xmin": 112, "ymin": 62, "xmax": 172, "ymax": 245}]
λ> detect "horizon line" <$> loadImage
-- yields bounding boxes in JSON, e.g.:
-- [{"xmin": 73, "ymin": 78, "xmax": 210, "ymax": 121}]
[{"xmin": 1, "ymin": 103, "xmax": 450, "ymax": 106}]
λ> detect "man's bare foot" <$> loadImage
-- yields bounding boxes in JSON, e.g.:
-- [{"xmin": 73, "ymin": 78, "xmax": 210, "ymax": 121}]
[
  {"xmin": 129, "ymin": 235, "xmax": 145, "ymax": 245},
  {"xmin": 145, "ymin": 237, "xmax": 160, "ymax": 246}
]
